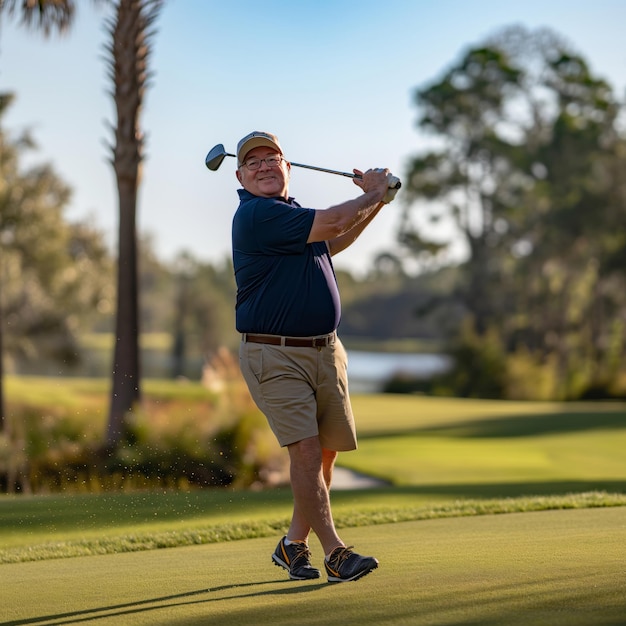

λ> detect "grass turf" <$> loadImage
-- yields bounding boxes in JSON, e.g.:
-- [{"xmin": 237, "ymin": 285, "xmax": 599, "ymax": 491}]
[
  {"xmin": 1, "ymin": 490, "xmax": 625, "ymax": 564},
  {"xmin": 1, "ymin": 389, "xmax": 625, "ymax": 623},
  {"xmin": 346, "ymin": 396, "xmax": 626, "ymax": 496},
  {"xmin": 1, "ymin": 393, "xmax": 625, "ymax": 563},
  {"xmin": 1, "ymin": 508, "xmax": 625, "ymax": 626}
]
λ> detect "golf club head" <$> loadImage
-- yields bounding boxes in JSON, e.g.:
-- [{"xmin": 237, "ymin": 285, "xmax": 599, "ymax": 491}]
[{"xmin": 205, "ymin": 144, "xmax": 235, "ymax": 171}]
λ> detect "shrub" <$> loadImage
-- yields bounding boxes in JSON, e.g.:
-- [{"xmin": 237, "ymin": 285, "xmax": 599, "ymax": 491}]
[
  {"xmin": 503, "ymin": 348, "xmax": 559, "ymax": 401},
  {"xmin": 1, "ymin": 350, "xmax": 286, "ymax": 493},
  {"xmin": 428, "ymin": 320, "xmax": 508, "ymax": 399}
]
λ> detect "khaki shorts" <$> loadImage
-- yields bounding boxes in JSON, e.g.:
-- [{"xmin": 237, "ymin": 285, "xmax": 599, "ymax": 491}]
[{"xmin": 239, "ymin": 336, "xmax": 357, "ymax": 450}]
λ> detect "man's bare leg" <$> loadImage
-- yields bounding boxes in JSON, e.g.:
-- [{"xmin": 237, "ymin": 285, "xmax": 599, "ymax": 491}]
[
  {"xmin": 281, "ymin": 439, "xmax": 378, "ymax": 582},
  {"xmin": 285, "ymin": 437, "xmax": 343, "ymax": 555},
  {"xmin": 321, "ymin": 447, "xmax": 337, "ymax": 488}
]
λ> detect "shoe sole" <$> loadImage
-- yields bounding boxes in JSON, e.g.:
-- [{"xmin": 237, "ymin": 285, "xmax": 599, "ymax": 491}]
[
  {"xmin": 272, "ymin": 553, "xmax": 290, "ymax": 571},
  {"xmin": 326, "ymin": 560, "xmax": 379, "ymax": 583},
  {"xmin": 272, "ymin": 554, "xmax": 320, "ymax": 581}
]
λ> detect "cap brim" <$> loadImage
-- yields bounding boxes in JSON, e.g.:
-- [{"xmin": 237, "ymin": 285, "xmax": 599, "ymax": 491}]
[{"xmin": 238, "ymin": 138, "xmax": 282, "ymax": 165}]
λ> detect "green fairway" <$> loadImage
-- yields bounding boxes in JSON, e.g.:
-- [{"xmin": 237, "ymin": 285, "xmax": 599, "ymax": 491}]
[
  {"xmin": 2, "ymin": 489, "xmax": 623, "ymax": 564},
  {"xmin": 1, "ymin": 395, "xmax": 625, "ymax": 563},
  {"xmin": 346, "ymin": 396, "xmax": 626, "ymax": 498},
  {"xmin": 1, "ymin": 393, "xmax": 625, "ymax": 624},
  {"xmin": 1, "ymin": 508, "xmax": 624, "ymax": 626}
]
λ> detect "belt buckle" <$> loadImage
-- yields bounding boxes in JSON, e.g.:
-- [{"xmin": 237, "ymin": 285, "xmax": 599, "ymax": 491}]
[{"xmin": 315, "ymin": 335, "xmax": 329, "ymax": 348}]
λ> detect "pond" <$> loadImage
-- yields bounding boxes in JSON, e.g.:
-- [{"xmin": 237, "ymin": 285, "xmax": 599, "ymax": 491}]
[{"xmin": 346, "ymin": 350, "xmax": 452, "ymax": 393}]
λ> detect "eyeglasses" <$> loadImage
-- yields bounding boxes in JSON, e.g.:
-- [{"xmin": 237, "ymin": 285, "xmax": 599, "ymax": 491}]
[{"xmin": 242, "ymin": 155, "xmax": 283, "ymax": 170}]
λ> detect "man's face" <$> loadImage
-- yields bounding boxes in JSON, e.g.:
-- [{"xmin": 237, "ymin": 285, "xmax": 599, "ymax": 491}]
[{"xmin": 236, "ymin": 146, "xmax": 291, "ymax": 199}]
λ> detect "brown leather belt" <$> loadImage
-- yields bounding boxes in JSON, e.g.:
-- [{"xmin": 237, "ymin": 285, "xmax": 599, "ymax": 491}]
[{"xmin": 242, "ymin": 332, "xmax": 335, "ymax": 348}]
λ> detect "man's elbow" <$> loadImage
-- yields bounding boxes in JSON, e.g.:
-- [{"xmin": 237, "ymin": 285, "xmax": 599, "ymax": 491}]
[{"xmin": 309, "ymin": 211, "xmax": 350, "ymax": 242}]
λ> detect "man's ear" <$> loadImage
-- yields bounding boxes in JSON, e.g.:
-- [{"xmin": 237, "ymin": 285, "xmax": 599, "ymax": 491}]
[{"xmin": 236, "ymin": 168, "xmax": 243, "ymax": 184}]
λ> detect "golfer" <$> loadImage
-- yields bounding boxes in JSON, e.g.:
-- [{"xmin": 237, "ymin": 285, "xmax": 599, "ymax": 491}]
[{"xmin": 232, "ymin": 131, "xmax": 395, "ymax": 583}]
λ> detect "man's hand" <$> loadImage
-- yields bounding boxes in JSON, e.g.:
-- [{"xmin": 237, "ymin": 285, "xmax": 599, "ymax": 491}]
[
  {"xmin": 383, "ymin": 174, "xmax": 401, "ymax": 204},
  {"xmin": 353, "ymin": 168, "xmax": 390, "ymax": 203}
]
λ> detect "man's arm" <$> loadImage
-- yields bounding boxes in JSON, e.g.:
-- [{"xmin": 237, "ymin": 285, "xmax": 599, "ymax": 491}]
[
  {"xmin": 306, "ymin": 168, "xmax": 388, "ymax": 251},
  {"xmin": 326, "ymin": 200, "xmax": 385, "ymax": 256}
]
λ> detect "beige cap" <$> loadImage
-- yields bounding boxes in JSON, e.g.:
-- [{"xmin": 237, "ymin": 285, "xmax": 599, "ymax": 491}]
[{"xmin": 236, "ymin": 131, "xmax": 283, "ymax": 166}]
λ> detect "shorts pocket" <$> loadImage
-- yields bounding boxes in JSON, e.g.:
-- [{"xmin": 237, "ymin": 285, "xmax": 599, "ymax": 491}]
[{"xmin": 240, "ymin": 343, "xmax": 264, "ymax": 384}]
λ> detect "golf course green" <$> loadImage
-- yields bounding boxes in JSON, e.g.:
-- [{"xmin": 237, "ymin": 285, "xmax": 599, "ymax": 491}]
[
  {"xmin": 1, "ymin": 394, "xmax": 625, "ymax": 625},
  {"xmin": 1, "ymin": 509, "xmax": 625, "ymax": 625}
]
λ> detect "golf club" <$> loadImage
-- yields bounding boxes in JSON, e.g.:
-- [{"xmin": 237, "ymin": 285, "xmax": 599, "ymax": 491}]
[{"xmin": 205, "ymin": 144, "xmax": 401, "ymax": 190}]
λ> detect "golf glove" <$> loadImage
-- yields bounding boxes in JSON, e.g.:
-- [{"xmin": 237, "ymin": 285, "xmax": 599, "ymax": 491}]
[{"xmin": 383, "ymin": 174, "xmax": 401, "ymax": 204}]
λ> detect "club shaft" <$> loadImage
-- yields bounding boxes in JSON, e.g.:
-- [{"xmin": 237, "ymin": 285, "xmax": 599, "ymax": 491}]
[
  {"xmin": 217, "ymin": 149, "xmax": 358, "ymax": 179},
  {"xmin": 289, "ymin": 161, "xmax": 359, "ymax": 179},
  {"xmin": 215, "ymin": 149, "xmax": 401, "ymax": 186}
]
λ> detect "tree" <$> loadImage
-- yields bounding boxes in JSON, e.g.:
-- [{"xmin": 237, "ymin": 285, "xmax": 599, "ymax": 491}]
[
  {"xmin": 402, "ymin": 25, "xmax": 626, "ymax": 398},
  {"xmin": 402, "ymin": 37, "xmax": 527, "ymax": 334},
  {"xmin": 0, "ymin": 1, "xmax": 76, "ymax": 431},
  {"xmin": 506, "ymin": 46, "xmax": 626, "ymax": 395},
  {"xmin": 0, "ymin": 94, "xmax": 112, "ymax": 429},
  {"xmin": 0, "ymin": 0, "xmax": 74, "ymax": 37},
  {"xmin": 103, "ymin": 0, "xmax": 163, "ymax": 446}
]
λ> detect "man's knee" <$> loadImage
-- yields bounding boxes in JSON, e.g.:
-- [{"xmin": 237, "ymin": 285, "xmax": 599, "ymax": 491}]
[{"xmin": 288, "ymin": 436, "xmax": 322, "ymax": 469}]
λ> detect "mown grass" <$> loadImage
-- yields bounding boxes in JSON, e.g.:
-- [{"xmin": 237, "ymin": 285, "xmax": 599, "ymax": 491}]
[
  {"xmin": 5, "ymin": 375, "xmax": 213, "ymax": 404},
  {"xmin": 347, "ymin": 395, "xmax": 626, "ymax": 493},
  {"xmin": 3, "ymin": 509, "xmax": 626, "ymax": 626},
  {"xmin": 1, "ymin": 490, "xmax": 623, "ymax": 565},
  {"xmin": 1, "ymin": 384, "xmax": 625, "ymax": 566},
  {"xmin": 2, "ymin": 385, "xmax": 625, "ymax": 625}
]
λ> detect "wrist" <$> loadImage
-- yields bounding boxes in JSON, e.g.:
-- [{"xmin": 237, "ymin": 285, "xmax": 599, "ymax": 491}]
[{"xmin": 363, "ymin": 189, "xmax": 385, "ymax": 204}]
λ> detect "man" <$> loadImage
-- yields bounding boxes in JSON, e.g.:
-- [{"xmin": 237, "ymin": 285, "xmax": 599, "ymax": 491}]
[{"xmin": 232, "ymin": 131, "xmax": 397, "ymax": 583}]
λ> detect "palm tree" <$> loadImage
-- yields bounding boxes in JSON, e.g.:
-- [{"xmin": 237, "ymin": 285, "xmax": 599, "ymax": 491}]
[
  {"xmin": 0, "ymin": 0, "xmax": 75, "ymax": 432},
  {"xmin": 0, "ymin": 0, "xmax": 162, "ymax": 446},
  {"xmin": 0, "ymin": 0, "xmax": 74, "ymax": 37},
  {"xmin": 103, "ymin": 0, "xmax": 163, "ymax": 447}
]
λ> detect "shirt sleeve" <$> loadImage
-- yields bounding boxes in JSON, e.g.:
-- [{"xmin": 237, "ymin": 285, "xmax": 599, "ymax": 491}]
[{"xmin": 253, "ymin": 198, "xmax": 315, "ymax": 255}]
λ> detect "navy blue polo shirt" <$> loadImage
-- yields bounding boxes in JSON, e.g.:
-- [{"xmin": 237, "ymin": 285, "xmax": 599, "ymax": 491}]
[{"xmin": 232, "ymin": 189, "xmax": 341, "ymax": 336}]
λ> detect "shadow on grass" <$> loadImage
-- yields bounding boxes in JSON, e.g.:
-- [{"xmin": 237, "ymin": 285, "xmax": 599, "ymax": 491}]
[
  {"xmin": 359, "ymin": 410, "xmax": 626, "ymax": 440},
  {"xmin": 0, "ymin": 578, "xmax": 327, "ymax": 626}
]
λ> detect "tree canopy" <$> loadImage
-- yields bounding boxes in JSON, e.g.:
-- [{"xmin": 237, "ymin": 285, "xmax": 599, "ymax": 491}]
[
  {"xmin": 0, "ymin": 94, "xmax": 112, "ymax": 426},
  {"xmin": 400, "ymin": 26, "xmax": 626, "ymax": 399}
]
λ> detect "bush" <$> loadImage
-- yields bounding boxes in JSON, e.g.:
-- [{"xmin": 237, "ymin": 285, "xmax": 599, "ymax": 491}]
[
  {"xmin": 503, "ymin": 348, "xmax": 559, "ymax": 401},
  {"xmin": 427, "ymin": 320, "xmax": 508, "ymax": 399},
  {"xmin": 413, "ymin": 319, "xmax": 626, "ymax": 401},
  {"xmin": 1, "ymin": 352, "xmax": 286, "ymax": 493}
]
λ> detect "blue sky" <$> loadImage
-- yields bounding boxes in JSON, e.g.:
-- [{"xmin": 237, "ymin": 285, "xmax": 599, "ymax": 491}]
[{"xmin": 2, "ymin": 0, "xmax": 625, "ymax": 275}]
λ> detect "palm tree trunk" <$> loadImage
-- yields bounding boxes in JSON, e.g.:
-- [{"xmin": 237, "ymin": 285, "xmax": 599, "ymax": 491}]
[
  {"xmin": 105, "ymin": 0, "xmax": 162, "ymax": 446},
  {"xmin": 107, "ymin": 176, "xmax": 141, "ymax": 444},
  {"xmin": 0, "ymin": 291, "xmax": 5, "ymax": 432}
]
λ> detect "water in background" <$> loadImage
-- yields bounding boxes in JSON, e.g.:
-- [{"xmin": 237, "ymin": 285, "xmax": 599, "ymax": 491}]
[
  {"xmin": 13, "ymin": 341, "xmax": 451, "ymax": 394},
  {"xmin": 346, "ymin": 350, "xmax": 452, "ymax": 393}
]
